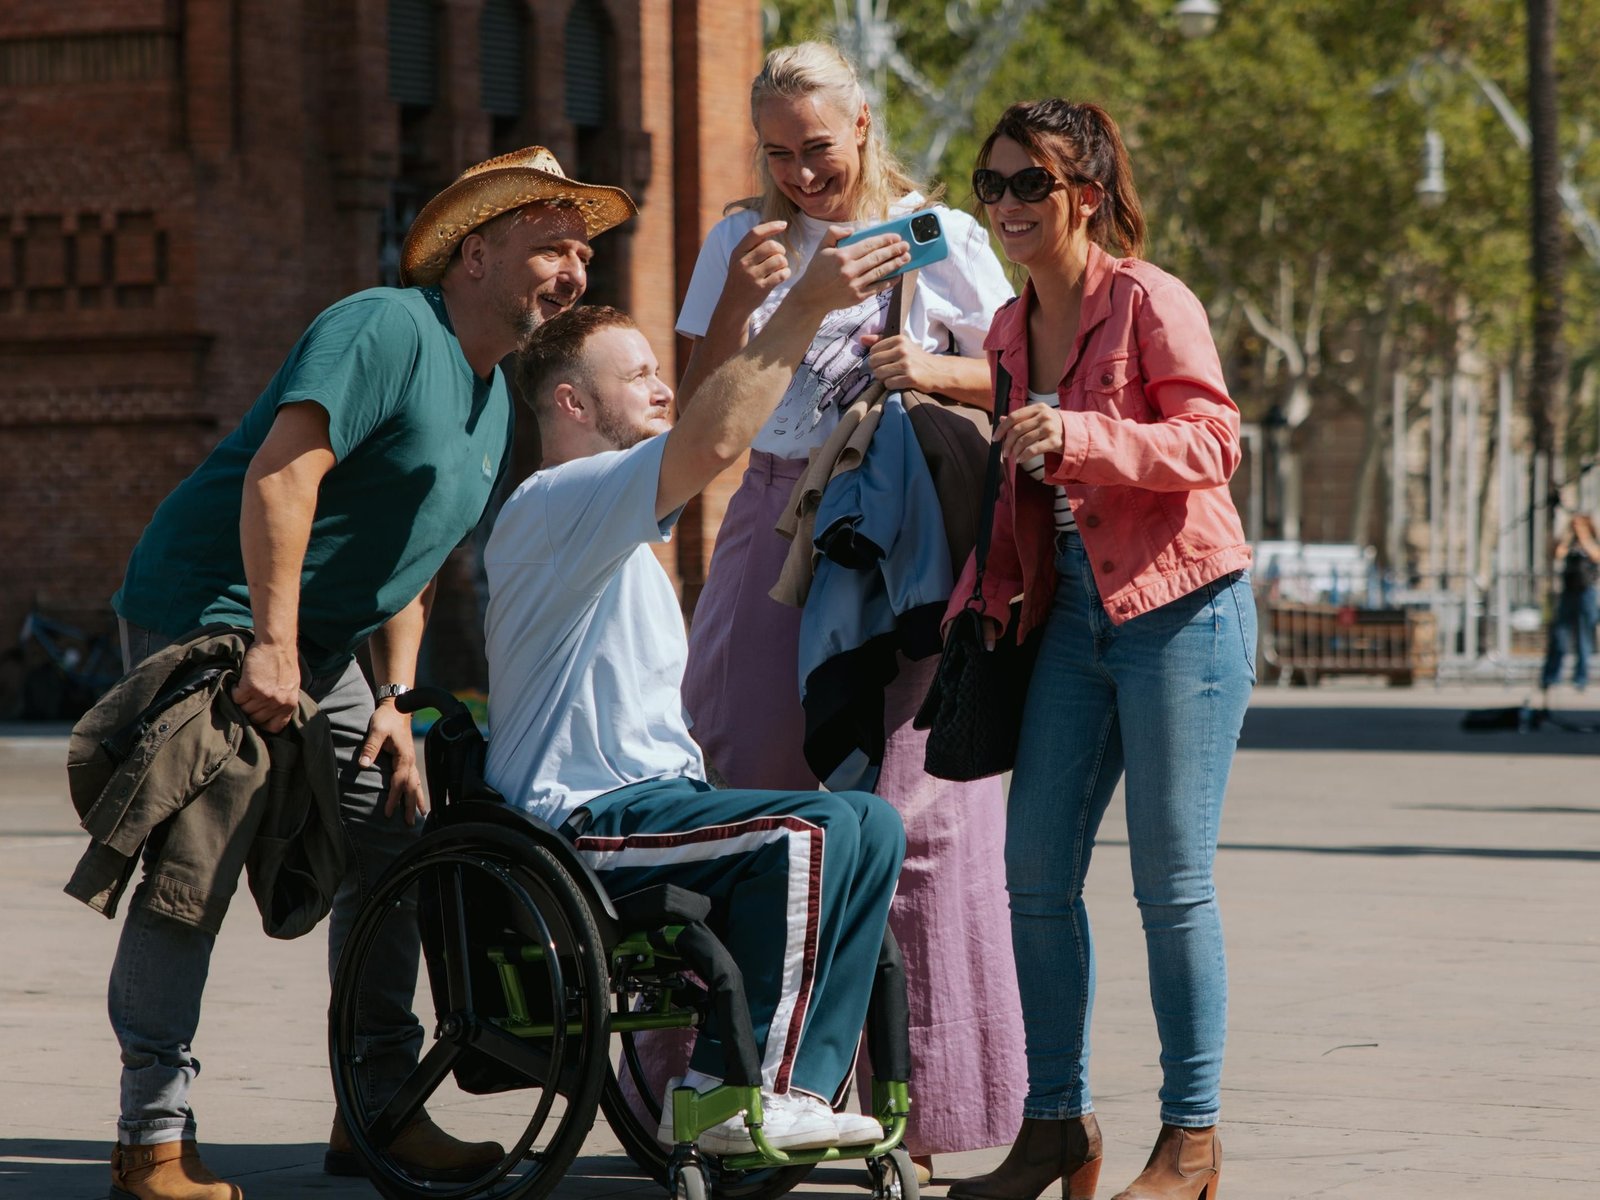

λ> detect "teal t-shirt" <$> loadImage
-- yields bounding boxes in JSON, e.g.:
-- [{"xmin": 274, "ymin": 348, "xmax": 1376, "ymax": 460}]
[{"xmin": 114, "ymin": 286, "xmax": 513, "ymax": 674}]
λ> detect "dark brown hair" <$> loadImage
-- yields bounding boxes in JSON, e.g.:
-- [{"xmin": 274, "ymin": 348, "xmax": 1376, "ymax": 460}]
[
  {"xmin": 515, "ymin": 305, "xmax": 637, "ymax": 414},
  {"xmin": 976, "ymin": 99, "xmax": 1145, "ymax": 259}
]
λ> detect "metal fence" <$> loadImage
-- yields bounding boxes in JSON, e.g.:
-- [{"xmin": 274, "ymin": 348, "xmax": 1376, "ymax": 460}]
[
  {"xmin": 1255, "ymin": 548, "xmax": 1551, "ymax": 686},
  {"xmin": 1260, "ymin": 601, "xmax": 1439, "ymax": 686},
  {"xmin": 1401, "ymin": 571, "xmax": 1549, "ymax": 683}
]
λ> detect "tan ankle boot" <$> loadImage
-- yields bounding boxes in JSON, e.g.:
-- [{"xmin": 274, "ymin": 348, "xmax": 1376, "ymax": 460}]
[
  {"xmin": 1110, "ymin": 1125, "xmax": 1220, "ymax": 1200},
  {"xmin": 325, "ymin": 1110, "xmax": 505, "ymax": 1183},
  {"xmin": 109, "ymin": 1142, "xmax": 243, "ymax": 1200},
  {"xmin": 948, "ymin": 1114, "xmax": 1103, "ymax": 1200}
]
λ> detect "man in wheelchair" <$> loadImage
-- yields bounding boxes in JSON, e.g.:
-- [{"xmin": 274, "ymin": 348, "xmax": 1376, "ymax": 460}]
[{"xmin": 480, "ymin": 226, "xmax": 914, "ymax": 1156}]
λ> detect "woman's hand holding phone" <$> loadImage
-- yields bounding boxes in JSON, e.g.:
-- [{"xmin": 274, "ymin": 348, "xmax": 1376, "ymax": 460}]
[{"xmin": 788, "ymin": 226, "xmax": 910, "ymax": 314}]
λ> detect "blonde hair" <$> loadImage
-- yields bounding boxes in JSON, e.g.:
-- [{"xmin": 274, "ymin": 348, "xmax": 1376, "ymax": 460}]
[{"xmin": 734, "ymin": 41, "xmax": 938, "ymax": 238}]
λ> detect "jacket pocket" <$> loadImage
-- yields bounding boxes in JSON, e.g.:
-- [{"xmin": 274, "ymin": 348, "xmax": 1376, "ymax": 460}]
[{"xmin": 1081, "ymin": 352, "xmax": 1150, "ymax": 418}]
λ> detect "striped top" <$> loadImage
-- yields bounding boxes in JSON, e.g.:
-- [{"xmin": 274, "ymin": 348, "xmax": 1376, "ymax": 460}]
[{"xmin": 1020, "ymin": 389, "xmax": 1076, "ymax": 533}]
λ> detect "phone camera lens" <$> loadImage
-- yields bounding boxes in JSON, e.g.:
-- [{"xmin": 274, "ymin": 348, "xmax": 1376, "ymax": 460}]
[{"xmin": 910, "ymin": 213, "xmax": 939, "ymax": 243}]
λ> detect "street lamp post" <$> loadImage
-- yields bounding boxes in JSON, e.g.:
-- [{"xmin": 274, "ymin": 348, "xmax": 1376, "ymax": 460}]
[
  {"xmin": 1377, "ymin": 51, "xmax": 1600, "ymax": 265},
  {"xmin": 1415, "ymin": 127, "xmax": 1447, "ymax": 208},
  {"xmin": 1527, "ymin": 0, "xmax": 1566, "ymax": 564},
  {"xmin": 1172, "ymin": 0, "xmax": 1221, "ymax": 41}
]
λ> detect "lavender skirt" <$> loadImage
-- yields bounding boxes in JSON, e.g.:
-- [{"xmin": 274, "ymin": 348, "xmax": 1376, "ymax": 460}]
[{"xmin": 675, "ymin": 452, "xmax": 1026, "ymax": 1156}]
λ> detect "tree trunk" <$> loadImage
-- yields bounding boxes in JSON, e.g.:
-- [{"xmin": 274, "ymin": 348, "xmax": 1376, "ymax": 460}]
[{"xmin": 1349, "ymin": 277, "xmax": 1403, "ymax": 547}]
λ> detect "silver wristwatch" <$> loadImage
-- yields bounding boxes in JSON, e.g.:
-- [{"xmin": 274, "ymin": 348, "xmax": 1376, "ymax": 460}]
[{"xmin": 375, "ymin": 683, "xmax": 412, "ymax": 702}]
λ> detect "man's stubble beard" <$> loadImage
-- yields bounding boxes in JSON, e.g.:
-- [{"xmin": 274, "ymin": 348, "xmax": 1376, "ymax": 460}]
[
  {"xmin": 592, "ymin": 398, "xmax": 657, "ymax": 452},
  {"xmin": 489, "ymin": 265, "xmax": 558, "ymax": 347},
  {"xmin": 505, "ymin": 293, "xmax": 542, "ymax": 345}
]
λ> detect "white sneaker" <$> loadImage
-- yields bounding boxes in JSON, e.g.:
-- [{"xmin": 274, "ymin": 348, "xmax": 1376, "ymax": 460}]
[
  {"xmin": 698, "ymin": 1089, "xmax": 839, "ymax": 1156},
  {"xmin": 655, "ymin": 1077, "xmax": 686, "ymax": 1148},
  {"xmin": 832, "ymin": 1109, "xmax": 885, "ymax": 1145},
  {"xmin": 655, "ymin": 1075, "xmax": 731, "ymax": 1146}
]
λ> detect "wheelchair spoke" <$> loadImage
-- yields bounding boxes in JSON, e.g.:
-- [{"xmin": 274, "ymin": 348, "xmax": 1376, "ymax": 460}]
[
  {"xmin": 434, "ymin": 861, "xmax": 475, "ymax": 1012},
  {"xmin": 366, "ymin": 1038, "xmax": 463, "ymax": 1149},
  {"xmin": 468, "ymin": 1020, "xmax": 585, "ymax": 1094}
]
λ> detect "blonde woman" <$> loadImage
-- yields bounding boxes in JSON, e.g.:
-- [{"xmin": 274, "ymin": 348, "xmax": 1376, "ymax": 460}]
[{"xmin": 672, "ymin": 42, "xmax": 1024, "ymax": 1180}]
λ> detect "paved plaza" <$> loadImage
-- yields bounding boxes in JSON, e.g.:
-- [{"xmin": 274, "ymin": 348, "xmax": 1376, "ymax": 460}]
[{"xmin": 1, "ymin": 683, "xmax": 1596, "ymax": 1198}]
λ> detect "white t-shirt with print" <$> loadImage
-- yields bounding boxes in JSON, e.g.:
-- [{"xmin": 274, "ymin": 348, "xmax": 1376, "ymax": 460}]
[
  {"xmin": 676, "ymin": 194, "xmax": 1014, "ymax": 458},
  {"xmin": 482, "ymin": 435, "xmax": 705, "ymax": 824}
]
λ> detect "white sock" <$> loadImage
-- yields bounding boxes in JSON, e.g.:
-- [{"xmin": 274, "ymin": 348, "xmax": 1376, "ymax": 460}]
[{"xmin": 682, "ymin": 1067, "xmax": 722, "ymax": 1093}]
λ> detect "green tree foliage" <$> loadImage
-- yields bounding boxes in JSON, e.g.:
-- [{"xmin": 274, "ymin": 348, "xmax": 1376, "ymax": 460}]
[{"xmin": 767, "ymin": 0, "xmax": 1600, "ymax": 423}]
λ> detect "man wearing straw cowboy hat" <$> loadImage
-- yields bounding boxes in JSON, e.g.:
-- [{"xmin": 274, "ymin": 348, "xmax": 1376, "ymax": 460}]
[{"xmin": 101, "ymin": 148, "xmax": 632, "ymax": 1200}]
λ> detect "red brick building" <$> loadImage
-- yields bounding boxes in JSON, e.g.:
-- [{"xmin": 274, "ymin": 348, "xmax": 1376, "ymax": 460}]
[{"xmin": 0, "ymin": 0, "xmax": 763, "ymax": 709}]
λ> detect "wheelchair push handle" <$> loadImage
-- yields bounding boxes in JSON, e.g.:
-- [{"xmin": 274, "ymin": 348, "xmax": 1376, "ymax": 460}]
[{"xmin": 393, "ymin": 686, "xmax": 468, "ymax": 718}]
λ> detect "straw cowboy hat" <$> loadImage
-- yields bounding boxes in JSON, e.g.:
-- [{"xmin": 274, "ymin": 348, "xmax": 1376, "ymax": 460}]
[{"xmin": 400, "ymin": 146, "xmax": 637, "ymax": 286}]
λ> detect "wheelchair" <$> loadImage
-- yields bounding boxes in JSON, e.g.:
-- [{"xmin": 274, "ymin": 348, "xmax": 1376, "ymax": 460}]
[{"xmin": 328, "ymin": 688, "xmax": 919, "ymax": 1200}]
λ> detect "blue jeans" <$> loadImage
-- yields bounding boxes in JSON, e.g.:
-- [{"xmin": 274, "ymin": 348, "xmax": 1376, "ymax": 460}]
[
  {"xmin": 1540, "ymin": 587, "xmax": 1597, "ymax": 689},
  {"xmin": 1005, "ymin": 534, "xmax": 1255, "ymax": 1128},
  {"xmin": 110, "ymin": 622, "xmax": 425, "ymax": 1144}
]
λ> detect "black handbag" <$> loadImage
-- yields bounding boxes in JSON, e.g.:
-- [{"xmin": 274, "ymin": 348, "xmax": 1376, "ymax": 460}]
[{"xmin": 914, "ymin": 362, "xmax": 1041, "ymax": 781}]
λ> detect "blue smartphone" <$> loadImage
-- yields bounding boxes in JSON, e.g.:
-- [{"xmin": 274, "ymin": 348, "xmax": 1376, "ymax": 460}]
[{"xmin": 837, "ymin": 209, "xmax": 949, "ymax": 278}]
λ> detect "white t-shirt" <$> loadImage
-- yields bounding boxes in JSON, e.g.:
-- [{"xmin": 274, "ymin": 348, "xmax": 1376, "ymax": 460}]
[
  {"xmin": 482, "ymin": 435, "xmax": 705, "ymax": 823},
  {"xmin": 676, "ymin": 194, "xmax": 1015, "ymax": 458},
  {"xmin": 1022, "ymin": 388, "xmax": 1076, "ymax": 533}
]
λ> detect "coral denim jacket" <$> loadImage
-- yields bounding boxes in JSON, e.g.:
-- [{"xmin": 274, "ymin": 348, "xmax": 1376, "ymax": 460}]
[{"xmin": 947, "ymin": 243, "xmax": 1251, "ymax": 639}]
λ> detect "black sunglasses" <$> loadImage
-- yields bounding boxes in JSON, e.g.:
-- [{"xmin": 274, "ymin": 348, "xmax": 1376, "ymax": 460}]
[{"xmin": 972, "ymin": 166, "xmax": 1062, "ymax": 205}]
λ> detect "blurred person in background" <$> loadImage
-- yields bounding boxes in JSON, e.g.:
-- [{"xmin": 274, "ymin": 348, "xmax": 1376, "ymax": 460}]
[{"xmin": 1540, "ymin": 513, "xmax": 1600, "ymax": 698}]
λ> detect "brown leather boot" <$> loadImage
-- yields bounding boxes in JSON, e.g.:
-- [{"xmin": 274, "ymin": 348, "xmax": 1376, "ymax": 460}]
[
  {"xmin": 109, "ymin": 1141, "xmax": 243, "ymax": 1200},
  {"xmin": 324, "ymin": 1110, "xmax": 505, "ymax": 1183},
  {"xmin": 1110, "ymin": 1125, "xmax": 1220, "ymax": 1200},
  {"xmin": 948, "ymin": 1115, "xmax": 1103, "ymax": 1200}
]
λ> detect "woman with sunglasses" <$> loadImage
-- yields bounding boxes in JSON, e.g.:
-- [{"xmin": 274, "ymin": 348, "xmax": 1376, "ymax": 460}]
[
  {"xmin": 661, "ymin": 42, "xmax": 1024, "ymax": 1181},
  {"xmin": 946, "ymin": 100, "xmax": 1254, "ymax": 1200}
]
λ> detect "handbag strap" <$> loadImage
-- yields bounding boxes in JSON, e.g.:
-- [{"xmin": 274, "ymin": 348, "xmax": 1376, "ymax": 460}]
[
  {"xmin": 966, "ymin": 359, "xmax": 1015, "ymax": 608},
  {"xmin": 848, "ymin": 270, "xmax": 915, "ymax": 406},
  {"xmin": 886, "ymin": 269, "xmax": 918, "ymax": 336}
]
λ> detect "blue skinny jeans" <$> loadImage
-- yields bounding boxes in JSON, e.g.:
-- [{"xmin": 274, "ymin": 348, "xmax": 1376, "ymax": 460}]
[
  {"xmin": 1540, "ymin": 585, "xmax": 1597, "ymax": 689},
  {"xmin": 1005, "ymin": 533, "xmax": 1255, "ymax": 1128}
]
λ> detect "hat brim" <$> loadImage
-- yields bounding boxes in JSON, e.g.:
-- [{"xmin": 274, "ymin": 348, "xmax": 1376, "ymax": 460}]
[{"xmin": 400, "ymin": 166, "xmax": 638, "ymax": 286}]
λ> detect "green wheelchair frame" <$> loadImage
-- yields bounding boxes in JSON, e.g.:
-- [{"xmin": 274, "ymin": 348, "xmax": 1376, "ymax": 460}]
[{"xmin": 328, "ymin": 688, "xmax": 919, "ymax": 1200}]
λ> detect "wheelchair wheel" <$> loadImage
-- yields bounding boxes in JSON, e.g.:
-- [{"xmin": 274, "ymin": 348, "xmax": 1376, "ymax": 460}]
[
  {"xmin": 667, "ymin": 1157, "xmax": 711, "ymax": 1200},
  {"xmin": 330, "ymin": 822, "xmax": 611, "ymax": 1200},
  {"xmin": 868, "ymin": 1149, "xmax": 919, "ymax": 1200}
]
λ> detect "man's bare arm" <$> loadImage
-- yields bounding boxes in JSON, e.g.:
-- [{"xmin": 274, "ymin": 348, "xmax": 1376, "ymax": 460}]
[
  {"xmin": 655, "ymin": 229, "xmax": 909, "ymax": 520},
  {"xmin": 235, "ymin": 402, "xmax": 336, "ymax": 732},
  {"xmin": 675, "ymin": 220, "xmax": 793, "ymax": 416}
]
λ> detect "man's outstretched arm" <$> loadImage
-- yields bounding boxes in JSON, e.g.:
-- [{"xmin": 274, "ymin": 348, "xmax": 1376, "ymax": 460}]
[{"xmin": 654, "ymin": 227, "xmax": 909, "ymax": 521}]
